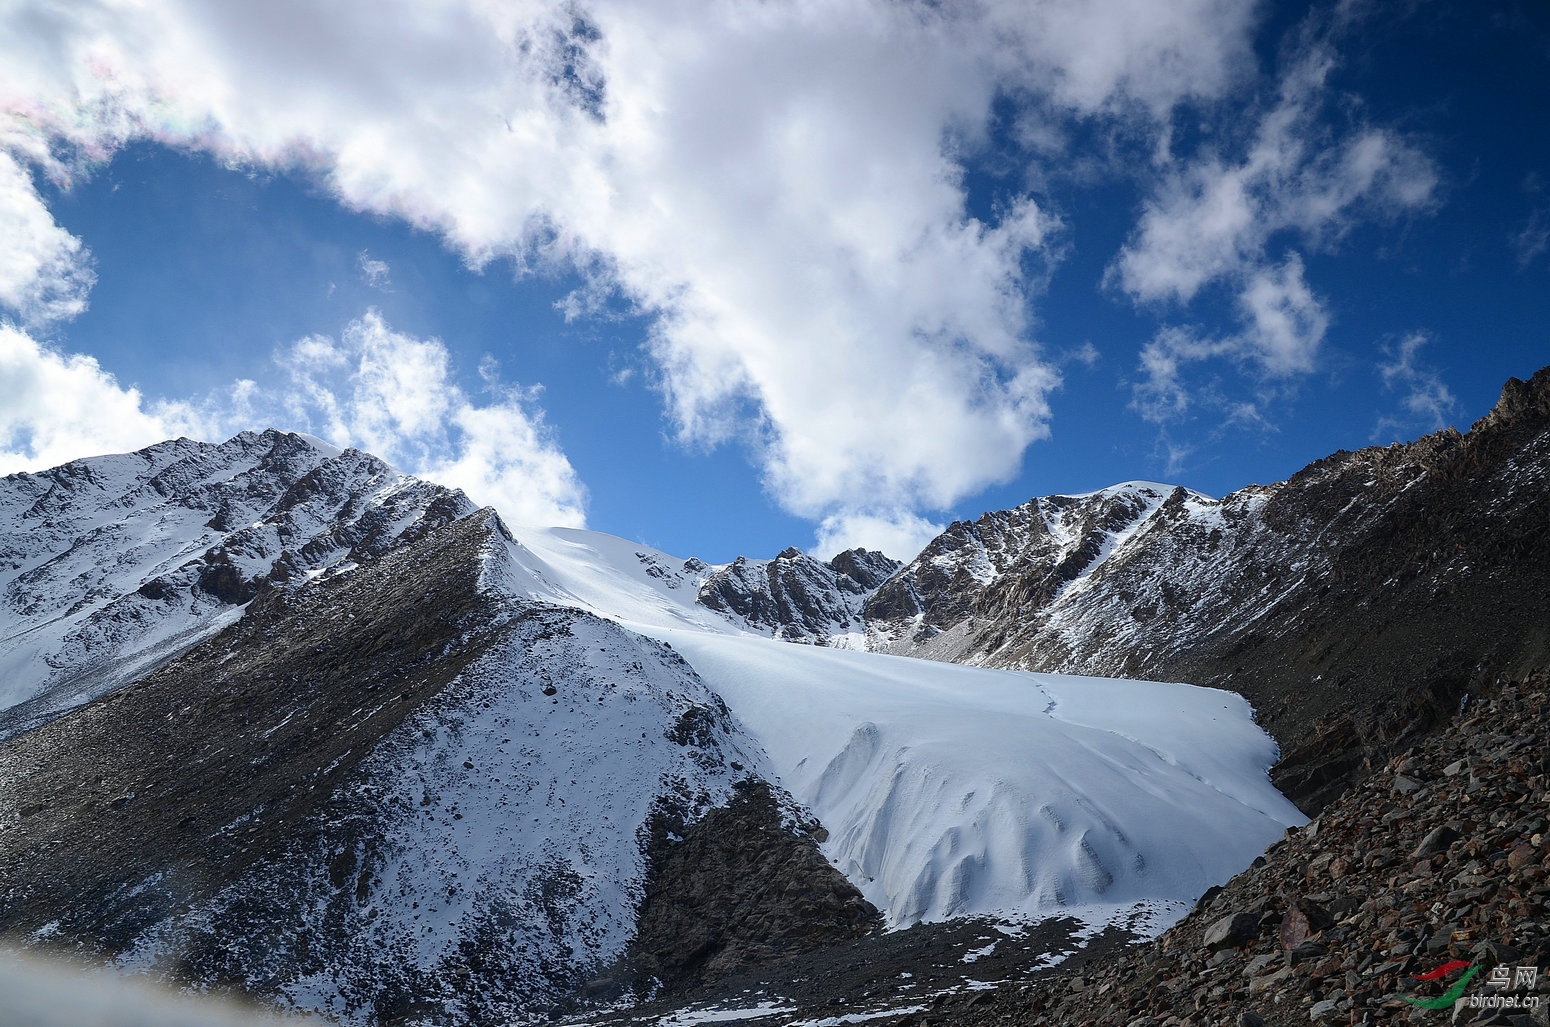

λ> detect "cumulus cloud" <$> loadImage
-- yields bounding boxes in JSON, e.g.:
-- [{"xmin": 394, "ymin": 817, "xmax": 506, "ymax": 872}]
[
  {"xmin": 0, "ymin": 0, "xmax": 1266, "ymax": 549},
  {"xmin": 0, "ymin": 152, "xmax": 95, "ymax": 326},
  {"xmin": 277, "ymin": 311, "xmax": 587, "ymax": 526},
  {"xmin": 0, "ymin": 324, "xmax": 222, "ymax": 472},
  {"xmin": 1113, "ymin": 12, "xmax": 1436, "ymax": 422},
  {"xmin": 1, "ymin": 312, "xmax": 587, "ymax": 528},
  {"xmin": 1373, "ymin": 331, "xmax": 1457, "ymax": 442},
  {"xmin": 814, "ymin": 509, "xmax": 946, "ymax": 564}
]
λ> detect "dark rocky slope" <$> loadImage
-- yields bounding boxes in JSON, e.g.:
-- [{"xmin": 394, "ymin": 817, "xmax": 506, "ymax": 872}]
[
  {"xmin": 933, "ymin": 671, "xmax": 1550, "ymax": 1027},
  {"xmin": 0, "ymin": 509, "xmax": 506, "ymax": 953},
  {"xmin": 618, "ymin": 780, "xmax": 880, "ymax": 999}
]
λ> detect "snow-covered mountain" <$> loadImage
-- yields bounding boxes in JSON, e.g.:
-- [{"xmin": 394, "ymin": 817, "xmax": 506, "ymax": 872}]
[
  {"xmin": 696, "ymin": 546, "xmax": 899, "ymax": 645},
  {"xmin": 860, "ymin": 480, "xmax": 1182, "ymax": 660},
  {"xmin": 709, "ymin": 366, "xmax": 1550, "ymax": 812},
  {"xmin": 0, "ymin": 430, "xmax": 472, "ymax": 737},
  {"xmin": 0, "ymin": 431, "xmax": 1306, "ymax": 1023}
]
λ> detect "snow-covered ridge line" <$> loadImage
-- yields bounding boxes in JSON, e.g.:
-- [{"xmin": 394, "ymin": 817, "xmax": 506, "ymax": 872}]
[
  {"xmin": 1, "ymin": 431, "xmax": 1308, "ymax": 952},
  {"xmin": 0, "ymin": 429, "xmax": 474, "ymax": 722}
]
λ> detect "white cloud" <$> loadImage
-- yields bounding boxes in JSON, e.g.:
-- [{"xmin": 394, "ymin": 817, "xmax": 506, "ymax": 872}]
[
  {"xmin": 814, "ymin": 508, "xmax": 946, "ymax": 564},
  {"xmin": 277, "ymin": 311, "xmax": 587, "ymax": 526},
  {"xmin": 1237, "ymin": 254, "xmax": 1327, "ymax": 376},
  {"xmin": 357, "ymin": 251, "xmax": 390, "ymax": 288},
  {"xmin": 0, "ymin": 152, "xmax": 95, "ymax": 326},
  {"xmin": 1, "ymin": 311, "xmax": 588, "ymax": 529},
  {"xmin": 0, "ymin": 324, "xmax": 220, "ymax": 472},
  {"xmin": 1112, "ymin": 14, "xmax": 1435, "ymax": 417},
  {"xmin": 1113, "ymin": 34, "xmax": 1435, "ymax": 308},
  {"xmin": 1373, "ymin": 331, "xmax": 1457, "ymax": 442},
  {"xmin": 1131, "ymin": 256, "xmax": 1327, "ymax": 426},
  {"xmin": 0, "ymin": 0, "xmax": 1263, "ymax": 534}
]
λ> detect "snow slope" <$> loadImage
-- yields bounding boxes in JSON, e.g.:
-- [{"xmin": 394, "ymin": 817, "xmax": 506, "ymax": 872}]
[{"xmin": 490, "ymin": 527, "xmax": 1308, "ymax": 931}]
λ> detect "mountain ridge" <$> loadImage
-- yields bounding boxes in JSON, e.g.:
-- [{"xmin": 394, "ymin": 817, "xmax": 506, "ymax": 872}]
[
  {"xmin": 711, "ymin": 365, "xmax": 1550, "ymax": 811},
  {"xmin": 1, "ymin": 430, "xmax": 1306, "ymax": 1024}
]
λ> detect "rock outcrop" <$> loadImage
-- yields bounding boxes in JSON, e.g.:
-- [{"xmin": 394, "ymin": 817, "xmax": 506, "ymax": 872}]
[
  {"xmin": 620, "ymin": 780, "xmax": 881, "ymax": 998},
  {"xmin": 696, "ymin": 547, "xmax": 899, "ymax": 643}
]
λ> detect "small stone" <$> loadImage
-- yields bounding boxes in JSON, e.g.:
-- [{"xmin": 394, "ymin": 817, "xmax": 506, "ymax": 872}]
[
  {"xmin": 1246, "ymin": 954, "xmax": 1279, "ymax": 975},
  {"xmin": 1471, "ymin": 940, "xmax": 1521, "ymax": 964},
  {"xmin": 1393, "ymin": 775, "xmax": 1424, "ymax": 795},
  {"xmin": 1239, "ymin": 1013, "xmax": 1265, "ymax": 1027},
  {"xmin": 1204, "ymin": 912, "xmax": 1262, "ymax": 951},
  {"xmin": 1509, "ymin": 844, "xmax": 1537, "ymax": 870},
  {"xmin": 1444, "ymin": 759, "xmax": 1468, "ymax": 777},
  {"xmin": 1309, "ymin": 998, "xmax": 1340, "ymax": 1020},
  {"xmin": 1413, "ymin": 825, "xmax": 1461, "ymax": 858},
  {"xmin": 1289, "ymin": 940, "xmax": 1328, "ymax": 965}
]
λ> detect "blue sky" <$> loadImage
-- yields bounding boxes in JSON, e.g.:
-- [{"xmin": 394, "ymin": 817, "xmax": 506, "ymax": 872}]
[{"xmin": 1, "ymin": 0, "xmax": 1546, "ymax": 562}]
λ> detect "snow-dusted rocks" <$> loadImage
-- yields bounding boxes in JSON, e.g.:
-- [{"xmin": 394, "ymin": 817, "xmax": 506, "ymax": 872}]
[
  {"xmin": 695, "ymin": 546, "xmax": 900, "ymax": 645},
  {"xmin": 0, "ymin": 430, "xmax": 473, "ymax": 734},
  {"xmin": 861, "ymin": 481, "xmax": 1181, "ymax": 661}
]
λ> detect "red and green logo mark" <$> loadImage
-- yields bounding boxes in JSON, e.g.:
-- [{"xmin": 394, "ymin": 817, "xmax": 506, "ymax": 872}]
[{"xmin": 1404, "ymin": 961, "xmax": 1479, "ymax": 1009}]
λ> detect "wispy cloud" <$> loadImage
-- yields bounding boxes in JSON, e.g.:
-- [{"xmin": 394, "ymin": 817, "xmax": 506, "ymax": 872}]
[
  {"xmin": 1113, "ymin": 9, "xmax": 1436, "ymax": 423},
  {"xmin": 1514, "ymin": 174, "xmax": 1550, "ymax": 269},
  {"xmin": 357, "ymin": 251, "xmax": 391, "ymax": 288},
  {"xmin": 1372, "ymin": 331, "xmax": 1457, "ymax": 442},
  {"xmin": 1517, "ymin": 209, "xmax": 1550, "ymax": 268},
  {"xmin": 1131, "ymin": 253, "xmax": 1332, "ymax": 425}
]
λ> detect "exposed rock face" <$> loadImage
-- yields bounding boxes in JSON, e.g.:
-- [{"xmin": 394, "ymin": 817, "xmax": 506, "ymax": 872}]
[
  {"xmin": 934, "ymin": 671, "xmax": 1550, "ymax": 1027},
  {"xmin": 621, "ymin": 780, "xmax": 881, "ymax": 998},
  {"xmin": 863, "ymin": 482, "xmax": 1175, "ymax": 649},
  {"xmin": 696, "ymin": 547, "xmax": 899, "ymax": 643}
]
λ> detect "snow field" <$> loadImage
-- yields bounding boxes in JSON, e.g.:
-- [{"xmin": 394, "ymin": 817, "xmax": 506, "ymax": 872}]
[{"xmin": 495, "ymin": 528, "xmax": 1308, "ymax": 932}]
